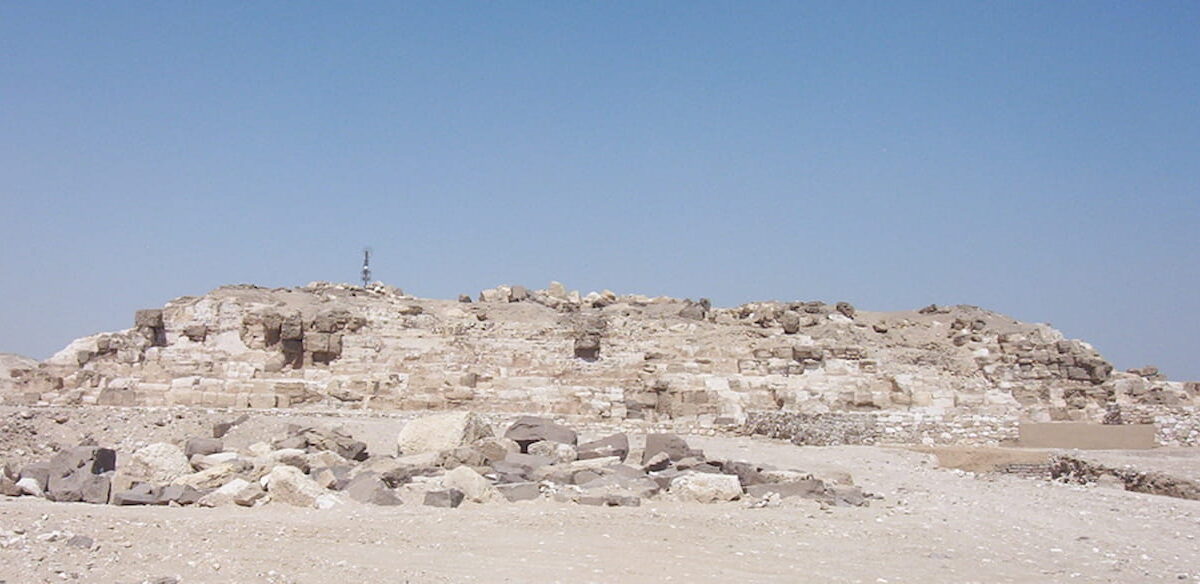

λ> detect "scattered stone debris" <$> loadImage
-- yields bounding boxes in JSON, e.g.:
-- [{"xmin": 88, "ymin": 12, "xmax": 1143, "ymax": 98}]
[
  {"xmin": 1050, "ymin": 453, "xmax": 1200, "ymax": 501},
  {"xmin": 5, "ymin": 413, "xmax": 871, "ymax": 511}
]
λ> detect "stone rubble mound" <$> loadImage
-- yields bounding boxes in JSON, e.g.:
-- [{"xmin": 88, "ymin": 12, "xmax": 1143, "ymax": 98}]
[
  {"xmin": 5, "ymin": 280, "xmax": 1196, "ymax": 446},
  {"xmin": 1, "ymin": 412, "xmax": 870, "ymax": 510}
]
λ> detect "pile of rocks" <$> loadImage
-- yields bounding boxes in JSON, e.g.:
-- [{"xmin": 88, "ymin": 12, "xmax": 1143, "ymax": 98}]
[{"xmin": 1, "ymin": 412, "xmax": 869, "ymax": 510}]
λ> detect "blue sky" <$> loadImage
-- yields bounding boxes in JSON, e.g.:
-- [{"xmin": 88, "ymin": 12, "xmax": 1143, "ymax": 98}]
[{"xmin": 2, "ymin": 2, "xmax": 1197, "ymax": 378}]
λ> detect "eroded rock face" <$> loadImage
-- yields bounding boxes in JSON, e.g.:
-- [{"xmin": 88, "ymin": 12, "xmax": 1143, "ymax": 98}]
[{"xmin": 5, "ymin": 281, "xmax": 1193, "ymax": 428}]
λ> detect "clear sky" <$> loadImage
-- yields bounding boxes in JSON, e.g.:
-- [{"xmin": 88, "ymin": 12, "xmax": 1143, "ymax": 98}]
[{"xmin": 2, "ymin": 3, "xmax": 1197, "ymax": 379}]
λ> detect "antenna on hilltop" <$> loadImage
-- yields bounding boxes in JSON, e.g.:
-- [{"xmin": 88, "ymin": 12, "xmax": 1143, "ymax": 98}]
[{"xmin": 361, "ymin": 247, "xmax": 372, "ymax": 288}]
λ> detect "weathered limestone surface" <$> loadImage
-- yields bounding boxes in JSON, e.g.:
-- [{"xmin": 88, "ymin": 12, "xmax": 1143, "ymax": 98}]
[{"xmin": 7, "ymin": 282, "xmax": 1199, "ymax": 442}]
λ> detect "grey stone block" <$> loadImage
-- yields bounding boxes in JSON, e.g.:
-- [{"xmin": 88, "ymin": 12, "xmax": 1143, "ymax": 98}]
[
  {"xmin": 344, "ymin": 473, "xmax": 402, "ymax": 506},
  {"xmin": 183, "ymin": 325, "xmax": 208, "ymax": 342},
  {"xmin": 642, "ymin": 434, "xmax": 699, "ymax": 464},
  {"xmin": 280, "ymin": 315, "xmax": 304, "ymax": 340},
  {"xmin": 423, "ymin": 488, "xmax": 464, "ymax": 508},
  {"xmin": 134, "ymin": 309, "xmax": 164, "ymax": 328},
  {"xmin": 493, "ymin": 453, "xmax": 554, "ymax": 481},
  {"xmin": 577, "ymin": 433, "xmax": 629, "ymax": 462},
  {"xmin": 113, "ymin": 484, "xmax": 164, "ymax": 506},
  {"xmin": 676, "ymin": 457, "xmax": 722, "ymax": 473},
  {"xmin": 504, "ymin": 416, "xmax": 578, "ymax": 452},
  {"xmin": 745, "ymin": 479, "xmax": 826, "ymax": 499},
  {"xmin": 80, "ymin": 474, "xmax": 112, "ymax": 504},
  {"xmin": 648, "ymin": 469, "xmax": 682, "ymax": 491},
  {"xmin": 303, "ymin": 332, "xmax": 331, "ymax": 353},
  {"xmin": 781, "ymin": 311, "xmax": 801, "ymax": 334},
  {"xmin": 573, "ymin": 336, "xmax": 601, "ymax": 361},
  {"xmin": 184, "ymin": 437, "xmax": 224, "ymax": 458},
  {"xmin": 496, "ymin": 482, "xmax": 540, "ymax": 502},
  {"xmin": 46, "ymin": 472, "xmax": 84, "ymax": 502},
  {"xmin": 643, "ymin": 452, "xmax": 671, "ymax": 472},
  {"xmin": 721, "ymin": 461, "xmax": 769, "ymax": 487},
  {"xmin": 157, "ymin": 484, "xmax": 203, "ymax": 505},
  {"xmin": 0, "ymin": 475, "xmax": 21, "ymax": 496},
  {"xmin": 49, "ymin": 446, "xmax": 114, "ymax": 478}
]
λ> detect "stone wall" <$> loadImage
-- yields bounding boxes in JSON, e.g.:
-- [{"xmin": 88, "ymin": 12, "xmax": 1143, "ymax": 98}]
[
  {"xmin": 743, "ymin": 410, "xmax": 1019, "ymax": 446},
  {"xmin": 744, "ymin": 409, "xmax": 1200, "ymax": 447},
  {"xmin": 1143, "ymin": 407, "xmax": 1200, "ymax": 446}
]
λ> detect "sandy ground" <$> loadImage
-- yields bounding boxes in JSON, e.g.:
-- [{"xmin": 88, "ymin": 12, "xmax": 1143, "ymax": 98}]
[{"xmin": 2, "ymin": 430, "xmax": 1199, "ymax": 584}]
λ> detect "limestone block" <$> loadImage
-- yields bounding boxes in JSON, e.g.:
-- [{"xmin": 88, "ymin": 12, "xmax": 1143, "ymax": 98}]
[
  {"xmin": 179, "ymin": 459, "xmax": 243, "ymax": 487},
  {"xmin": 670, "ymin": 473, "xmax": 743, "ymax": 503},
  {"xmin": 125, "ymin": 443, "xmax": 192, "ymax": 484},
  {"xmin": 248, "ymin": 394, "xmax": 278, "ymax": 409},
  {"xmin": 441, "ymin": 465, "xmax": 503, "ymax": 504},
  {"xmin": 16, "ymin": 477, "xmax": 43, "ymax": 497},
  {"xmin": 167, "ymin": 389, "xmax": 200, "ymax": 406},
  {"xmin": 547, "ymin": 281, "xmax": 569, "ymax": 300},
  {"xmin": 264, "ymin": 465, "xmax": 327, "ymax": 508},
  {"xmin": 192, "ymin": 451, "xmax": 239, "ymax": 470},
  {"xmin": 396, "ymin": 412, "xmax": 494, "ymax": 455},
  {"xmin": 198, "ymin": 478, "xmax": 259, "ymax": 507},
  {"xmin": 479, "ymin": 286, "xmax": 511, "ymax": 303}
]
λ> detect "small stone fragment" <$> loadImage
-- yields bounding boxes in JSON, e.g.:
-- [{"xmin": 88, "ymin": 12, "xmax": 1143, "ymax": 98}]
[{"xmin": 424, "ymin": 488, "xmax": 465, "ymax": 508}]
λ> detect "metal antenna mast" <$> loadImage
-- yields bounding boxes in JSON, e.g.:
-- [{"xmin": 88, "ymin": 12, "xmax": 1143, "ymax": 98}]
[{"xmin": 361, "ymin": 248, "xmax": 372, "ymax": 288}]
